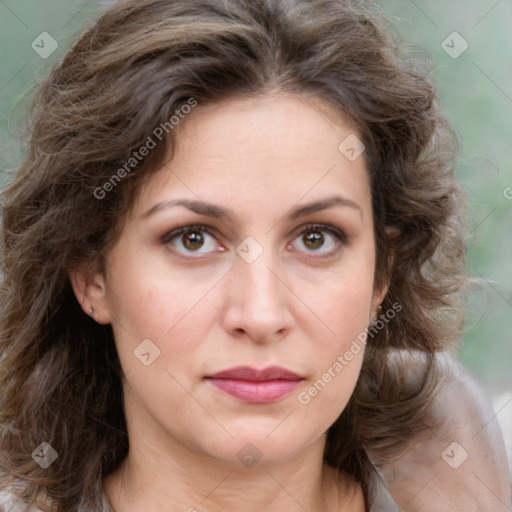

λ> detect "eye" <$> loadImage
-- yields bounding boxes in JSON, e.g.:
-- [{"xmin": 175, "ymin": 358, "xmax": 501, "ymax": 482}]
[
  {"xmin": 288, "ymin": 223, "xmax": 346, "ymax": 258},
  {"xmin": 161, "ymin": 223, "xmax": 346, "ymax": 258},
  {"xmin": 161, "ymin": 224, "xmax": 224, "ymax": 256}
]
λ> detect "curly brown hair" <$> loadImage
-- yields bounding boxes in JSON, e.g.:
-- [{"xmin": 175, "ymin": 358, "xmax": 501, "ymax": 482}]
[{"xmin": 0, "ymin": 0, "xmax": 467, "ymax": 510}]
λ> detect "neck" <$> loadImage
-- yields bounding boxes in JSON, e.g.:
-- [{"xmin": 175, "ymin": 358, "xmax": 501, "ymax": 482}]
[{"xmin": 103, "ymin": 432, "xmax": 362, "ymax": 512}]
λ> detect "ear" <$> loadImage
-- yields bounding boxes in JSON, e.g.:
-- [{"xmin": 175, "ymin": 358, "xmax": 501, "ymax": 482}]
[
  {"xmin": 69, "ymin": 263, "xmax": 112, "ymax": 325},
  {"xmin": 371, "ymin": 279, "xmax": 389, "ymax": 322},
  {"xmin": 371, "ymin": 225, "xmax": 400, "ymax": 319}
]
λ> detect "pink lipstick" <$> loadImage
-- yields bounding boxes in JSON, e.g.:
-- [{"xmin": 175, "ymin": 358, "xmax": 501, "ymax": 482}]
[{"xmin": 205, "ymin": 366, "xmax": 304, "ymax": 404}]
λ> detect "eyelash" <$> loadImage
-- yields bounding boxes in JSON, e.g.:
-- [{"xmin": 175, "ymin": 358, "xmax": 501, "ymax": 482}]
[{"xmin": 161, "ymin": 223, "xmax": 347, "ymax": 260}]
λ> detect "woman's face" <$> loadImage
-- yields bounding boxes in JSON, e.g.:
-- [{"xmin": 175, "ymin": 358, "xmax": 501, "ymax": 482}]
[{"xmin": 77, "ymin": 93, "xmax": 386, "ymax": 467}]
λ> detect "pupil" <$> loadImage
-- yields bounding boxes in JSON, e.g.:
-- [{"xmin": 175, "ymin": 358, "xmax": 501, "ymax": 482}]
[
  {"xmin": 183, "ymin": 232, "xmax": 204, "ymax": 251},
  {"xmin": 305, "ymin": 231, "xmax": 323, "ymax": 249}
]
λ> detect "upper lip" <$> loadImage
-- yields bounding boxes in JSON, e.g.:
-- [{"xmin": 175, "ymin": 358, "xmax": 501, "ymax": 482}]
[{"xmin": 206, "ymin": 365, "xmax": 304, "ymax": 381}]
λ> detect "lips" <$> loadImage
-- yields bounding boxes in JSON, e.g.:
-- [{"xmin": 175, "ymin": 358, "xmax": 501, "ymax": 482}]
[{"xmin": 205, "ymin": 365, "xmax": 304, "ymax": 403}]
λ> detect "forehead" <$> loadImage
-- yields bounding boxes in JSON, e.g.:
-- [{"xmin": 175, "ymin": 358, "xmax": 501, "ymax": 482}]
[{"xmin": 134, "ymin": 93, "xmax": 372, "ymax": 222}]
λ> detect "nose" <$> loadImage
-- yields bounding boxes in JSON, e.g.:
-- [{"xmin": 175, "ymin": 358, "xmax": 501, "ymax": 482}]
[{"xmin": 221, "ymin": 245, "xmax": 294, "ymax": 344}]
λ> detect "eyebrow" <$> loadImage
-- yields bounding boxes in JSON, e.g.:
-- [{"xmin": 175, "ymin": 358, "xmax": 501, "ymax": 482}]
[{"xmin": 141, "ymin": 195, "xmax": 363, "ymax": 221}]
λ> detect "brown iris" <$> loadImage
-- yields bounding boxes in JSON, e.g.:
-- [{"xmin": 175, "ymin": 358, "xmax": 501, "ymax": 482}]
[
  {"xmin": 303, "ymin": 230, "xmax": 324, "ymax": 250},
  {"xmin": 182, "ymin": 231, "xmax": 204, "ymax": 251}
]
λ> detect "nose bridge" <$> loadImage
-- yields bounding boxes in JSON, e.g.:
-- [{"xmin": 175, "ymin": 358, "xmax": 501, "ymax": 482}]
[
  {"xmin": 225, "ymin": 237, "xmax": 292, "ymax": 340},
  {"xmin": 242, "ymin": 249, "xmax": 281, "ymax": 307}
]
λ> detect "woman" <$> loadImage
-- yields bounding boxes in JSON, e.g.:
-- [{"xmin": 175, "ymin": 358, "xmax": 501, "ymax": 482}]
[{"xmin": 0, "ymin": 0, "xmax": 510, "ymax": 510}]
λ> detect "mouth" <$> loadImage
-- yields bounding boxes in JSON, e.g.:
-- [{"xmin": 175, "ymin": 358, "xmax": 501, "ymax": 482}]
[{"xmin": 205, "ymin": 365, "xmax": 305, "ymax": 404}]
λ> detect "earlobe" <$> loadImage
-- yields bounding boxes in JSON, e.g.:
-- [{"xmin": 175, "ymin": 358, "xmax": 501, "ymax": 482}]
[{"xmin": 69, "ymin": 264, "xmax": 112, "ymax": 325}]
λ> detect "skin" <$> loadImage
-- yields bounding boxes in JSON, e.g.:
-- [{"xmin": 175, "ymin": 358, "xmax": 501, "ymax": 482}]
[{"xmin": 70, "ymin": 92, "xmax": 389, "ymax": 512}]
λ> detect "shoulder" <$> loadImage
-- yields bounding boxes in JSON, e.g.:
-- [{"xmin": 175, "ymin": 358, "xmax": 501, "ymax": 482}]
[
  {"xmin": 0, "ymin": 477, "xmax": 111, "ymax": 512},
  {"xmin": 372, "ymin": 349, "xmax": 511, "ymax": 511},
  {"xmin": 0, "ymin": 487, "xmax": 46, "ymax": 512}
]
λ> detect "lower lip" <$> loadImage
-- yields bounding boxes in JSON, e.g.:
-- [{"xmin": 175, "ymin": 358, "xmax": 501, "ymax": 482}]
[{"xmin": 207, "ymin": 378, "xmax": 303, "ymax": 403}]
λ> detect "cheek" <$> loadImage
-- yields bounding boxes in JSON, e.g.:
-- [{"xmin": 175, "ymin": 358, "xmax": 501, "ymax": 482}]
[
  {"xmin": 105, "ymin": 251, "xmax": 222, "ymax": 379},
  {"xmin": 106, "ymin": 235, "xmax": 204, "ymax": 334},
  {"xmin": 294, "ymin": 253, "xmax": 375, "ymax": 419},
  {"xmin": 107, "ymin": 281, "xmax": 217, "ymax": 425},
  {"xmin": 295, "ymin": 280, "xmax": 370, "ymax": 427},
  {"xmin": 303, "ymin": 247, "xmax": 375, "ymax": 348}
]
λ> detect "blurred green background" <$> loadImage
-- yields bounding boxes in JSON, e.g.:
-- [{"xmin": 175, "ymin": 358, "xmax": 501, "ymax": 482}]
[{"xmin": 1, "ymin": 0, "xmax": 511, "ymax": 461}]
